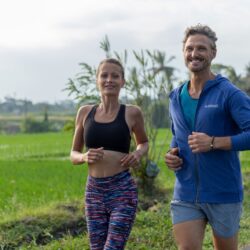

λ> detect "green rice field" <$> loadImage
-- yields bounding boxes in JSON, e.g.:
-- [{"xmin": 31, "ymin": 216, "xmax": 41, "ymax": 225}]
[{"xmin": 0, "ymin": 131, "xmax": 250, "ymax": 249}]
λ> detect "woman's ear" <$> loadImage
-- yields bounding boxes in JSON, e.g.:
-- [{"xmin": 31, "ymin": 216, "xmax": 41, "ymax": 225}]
[
  {"xmin": 121, "ymin": 79, "xmax": 125, "ymax": 88},
  {"xmin": 96, "ymin": 80, "xmax": 100, "ymax": 90}
]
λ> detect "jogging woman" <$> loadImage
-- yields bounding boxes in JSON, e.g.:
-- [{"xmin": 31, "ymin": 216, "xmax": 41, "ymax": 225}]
[{"xmin": 70, "ymin": 58, "xmax": 148, "ymax": 250}]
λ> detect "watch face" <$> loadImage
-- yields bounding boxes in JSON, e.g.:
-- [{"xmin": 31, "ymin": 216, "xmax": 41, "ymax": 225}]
[{"xmin": 210, "ymin": 136, "xmax": 215, "ymax": 150}]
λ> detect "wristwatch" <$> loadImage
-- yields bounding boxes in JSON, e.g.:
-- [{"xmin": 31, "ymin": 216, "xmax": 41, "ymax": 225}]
[{"xmin": 210, "ymin": 136, "xmax": 215, "ymax": 150}]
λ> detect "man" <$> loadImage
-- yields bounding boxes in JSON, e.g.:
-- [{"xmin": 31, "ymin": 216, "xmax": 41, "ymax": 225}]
[{"xmin": 165, "ymin": 24, "xmax": 250, "ymax": 250}]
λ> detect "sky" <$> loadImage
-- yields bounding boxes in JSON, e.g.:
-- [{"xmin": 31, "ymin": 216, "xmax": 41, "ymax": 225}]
[{"xmin": 0, "ymin": 0, "xmax": 249, "ymax": 103}]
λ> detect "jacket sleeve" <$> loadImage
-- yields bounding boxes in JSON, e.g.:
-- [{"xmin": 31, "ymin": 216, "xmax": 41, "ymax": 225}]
[
  {"xmin": 170, "ymin": 114, "xmax": 178, "ymax": 148},
  {"xmin": 171, "ymin": 137, "xmax": 178, "ymax": 148},
  {"xmin": 229, "ymin": 90, "xmax": 250, "ymax": 151}
]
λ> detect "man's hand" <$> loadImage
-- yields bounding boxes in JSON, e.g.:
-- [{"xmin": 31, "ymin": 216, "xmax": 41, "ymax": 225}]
[
  {"xmin": 164, "ymin": 147, "xmax": 183, "ymax": 171},
  {"xmin": 188, "ymin": 132, "xmax": 213, "ymax": 153}
]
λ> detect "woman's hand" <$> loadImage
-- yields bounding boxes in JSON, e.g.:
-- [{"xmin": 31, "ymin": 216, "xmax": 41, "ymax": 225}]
[
  {"xmin": 120, "ymin": 150, "xmax": 143, "ymax": 169},
  {"xmin": 83, "ymin": 147, "xmax": 104, "ymax": 164}
]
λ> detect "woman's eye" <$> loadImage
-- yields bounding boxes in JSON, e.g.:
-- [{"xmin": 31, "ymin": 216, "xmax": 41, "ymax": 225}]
[{"xmin": 112, "ymin": 74, "xmax": 119, "ymax": 78}]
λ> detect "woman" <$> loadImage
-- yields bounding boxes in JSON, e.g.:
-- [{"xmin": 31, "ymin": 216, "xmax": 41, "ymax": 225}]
[{"xmin": 70, "ymin": 58, "xmax": 148, "ymax": 250}]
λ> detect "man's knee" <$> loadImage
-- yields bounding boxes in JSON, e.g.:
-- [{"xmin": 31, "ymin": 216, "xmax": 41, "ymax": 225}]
[{"xmin": 176, "ymin": 240, "xmax": 202, "ymax": 250}]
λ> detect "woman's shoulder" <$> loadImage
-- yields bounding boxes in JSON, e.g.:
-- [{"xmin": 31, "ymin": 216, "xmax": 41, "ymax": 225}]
[
  {"xmin": 76, "ymin": 104, "xmax": 96, "ymax": 121},
  {"xmin": 124, "ymin": 104, "xmax": 143, "ymax": 121},
  {"xmin": 77, "ymin": 104, "xmax": 95, "ymax": 114},
  {"xmin": 124, "ymin": 104, "xmax": 142, "ymax": 114}
]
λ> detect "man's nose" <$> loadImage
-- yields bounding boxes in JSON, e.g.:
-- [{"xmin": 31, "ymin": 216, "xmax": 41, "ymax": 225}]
[{"xmin": 191, "ymin": 48, "xmax": 199, "ymax": 57}]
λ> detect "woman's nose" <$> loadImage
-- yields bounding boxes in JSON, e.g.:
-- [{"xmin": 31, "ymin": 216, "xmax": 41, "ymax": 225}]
[{"xmin": 106, "ymin": 75, "xmax": 113, "ymax": 82}]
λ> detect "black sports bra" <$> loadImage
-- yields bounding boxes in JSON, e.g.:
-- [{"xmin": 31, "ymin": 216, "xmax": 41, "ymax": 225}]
[{"xmin": 84, "ymin": 104, "xmax": 131, "ymax": 153}]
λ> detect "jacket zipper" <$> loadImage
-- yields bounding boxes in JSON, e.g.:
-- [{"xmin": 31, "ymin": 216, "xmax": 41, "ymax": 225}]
[
  {"xmin": 193, "ymin": 90, "xmax": 204, "ymax": 203},
  {"xmin": 194, "ymin": 155, "xmax": 199, "ymax": 203},
  {"xmin": 175, "ymin": 79, "xmax": 218, "ymax": 203},
  {"xmin": 176, "ymin": 86, "xmax": 200, "ymax": 202}
]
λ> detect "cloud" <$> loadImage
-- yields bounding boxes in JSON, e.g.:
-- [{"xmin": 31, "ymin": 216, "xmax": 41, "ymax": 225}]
[{"xmin": 0, "ymin": 0, "xmax": 249, "ymax": 102}]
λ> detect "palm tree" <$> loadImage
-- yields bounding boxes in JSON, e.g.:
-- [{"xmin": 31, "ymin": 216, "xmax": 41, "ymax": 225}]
[
  {"xmin": 241, "ymin": 63, "xmax": 250, "ymax": 95},
  {"xmin": 64, "ymin": 36, "xmax": 177, "ymax": 193},
  {"xmin": 147, "ymin": 50, "xmax": 177, "ymax": 96}
]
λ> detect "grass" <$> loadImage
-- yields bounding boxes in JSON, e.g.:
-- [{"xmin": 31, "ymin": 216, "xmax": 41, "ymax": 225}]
[
  {"xmin": 0, "ymin": 160, "xmax": 86, "ymax": 221},
  {"xmin": 0, "ymin": 130, "xmax": 250, "ymax": 249},
  {"xmin": 0, "ymin": 132, "xmax": 87, "ymax": 222},
  {"xmin": 0, "ymin": 132, "xmax": 72, "ymax": 160}
]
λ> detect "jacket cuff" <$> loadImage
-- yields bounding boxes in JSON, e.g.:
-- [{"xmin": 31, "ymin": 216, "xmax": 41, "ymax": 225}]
[{"xmin": 231, "ymin": 133, "xmax": 250, "ymax": 151}]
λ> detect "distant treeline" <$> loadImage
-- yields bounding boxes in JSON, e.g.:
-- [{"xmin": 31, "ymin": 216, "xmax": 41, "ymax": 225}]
[
  {"xmin": 0, "ymin": 97, "xmax": 78, "ymax": 134},
  {"xmin": 0, "ymin": 97, "xmax": 77, "ymax": 116}
]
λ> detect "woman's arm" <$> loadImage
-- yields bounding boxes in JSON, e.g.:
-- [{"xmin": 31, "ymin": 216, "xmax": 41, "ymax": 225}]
[
  {"xmin": 121, "ymin": 106, "xmax": 149, "ymax": 168},
  {"xmin": 132, "ymin": 106, "xmax": 149, "ymax": 156},
  {"xmin": 70, "ymin": 105, "xmax": 104, "ymax": 165},
  {"xmin": 70, "ymin": 106, "xmax": 85, "ymax": 165}
]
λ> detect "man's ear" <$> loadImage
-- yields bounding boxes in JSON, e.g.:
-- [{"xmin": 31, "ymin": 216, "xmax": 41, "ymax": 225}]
[{"xmin": 212, "ymin": 48, "xmax": 217, "ymax": 59}]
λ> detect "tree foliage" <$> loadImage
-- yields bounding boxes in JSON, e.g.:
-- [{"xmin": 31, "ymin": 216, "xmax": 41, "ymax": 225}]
[
  {"xmin": 21, "ymin": 107, "xmax": 50, "ymax": 133},
  {"xmin": 211, "ymin": 63, "xmax": 250, "ymax": 96},
  {"xmin": 65, "ymin": 36, "xmax": 250, "ymax": 192},
  {"xmin": 65, "ymin": 36, "xmax": 176, "ymax": 192}
]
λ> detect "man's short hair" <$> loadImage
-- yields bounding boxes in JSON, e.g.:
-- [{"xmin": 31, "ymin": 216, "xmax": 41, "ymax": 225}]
[{"xmin": 183, "ymin": 24, "xmax": 218, "ymax": 50}]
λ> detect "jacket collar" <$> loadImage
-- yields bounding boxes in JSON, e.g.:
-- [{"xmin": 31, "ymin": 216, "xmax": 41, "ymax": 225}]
[{"xmin": 169, "ymin": 74, "xmax": 225, "ymax": 100}]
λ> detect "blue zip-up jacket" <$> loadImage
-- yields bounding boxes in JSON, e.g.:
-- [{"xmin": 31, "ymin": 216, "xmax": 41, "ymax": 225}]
[{"xmin": 169, "ymin": 74, "xmax": 250, "ymax": 203}]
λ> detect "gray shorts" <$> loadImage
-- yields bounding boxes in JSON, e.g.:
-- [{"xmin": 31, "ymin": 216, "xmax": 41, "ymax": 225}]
[{"xmin": 170, "ymin": 200, "xmax": 242, "ymax": 238}]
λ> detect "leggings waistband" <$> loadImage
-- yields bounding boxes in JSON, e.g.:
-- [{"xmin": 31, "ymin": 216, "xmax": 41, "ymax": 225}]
[{"xmin": 87, "ymin": 170, "xmax": 131, "ymax": 187}]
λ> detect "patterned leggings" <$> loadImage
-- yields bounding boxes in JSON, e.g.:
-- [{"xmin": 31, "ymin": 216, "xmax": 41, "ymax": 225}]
[{"xmin": 85, "ymin": 170, "xmax": 138, "ymax": 250}]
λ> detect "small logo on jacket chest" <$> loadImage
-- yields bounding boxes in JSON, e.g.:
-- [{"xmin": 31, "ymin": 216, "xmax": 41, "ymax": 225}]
[{"xmin": 204, "ymin": 104, "xmax": 218, "ymax": 108}]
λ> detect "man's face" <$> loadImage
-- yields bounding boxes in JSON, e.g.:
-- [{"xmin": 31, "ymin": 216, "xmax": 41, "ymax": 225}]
[{"xmin": 183, "ymin": 34, "xmax": 216, "ymax": 73}]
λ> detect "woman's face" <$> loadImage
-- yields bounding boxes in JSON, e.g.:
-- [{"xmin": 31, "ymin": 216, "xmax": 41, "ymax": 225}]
[{"xmin": 96, "ymin": 62, "xmax": 125, "ymax": 96}]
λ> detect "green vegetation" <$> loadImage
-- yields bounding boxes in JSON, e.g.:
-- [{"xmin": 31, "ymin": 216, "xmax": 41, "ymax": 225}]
[
  {"xmin": 64, "ymin": 36, "xmax": 250, "ymax": 199},
  {"xmin": 0, "ymin": 131, "xmax": 250, "ymax": 249},
  {"xmin": 0, "ymin": 98, "xmax": 76, "ymax": 134},
  {"xmin": 65, "ymin": 36, "xmax": 176, "ymax": 193}
]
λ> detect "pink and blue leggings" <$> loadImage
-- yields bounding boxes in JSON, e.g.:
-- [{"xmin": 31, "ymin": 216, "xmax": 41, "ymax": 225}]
[{"xmin": 85, "ymin": 170, "xmax": 138, "ymax": 250}]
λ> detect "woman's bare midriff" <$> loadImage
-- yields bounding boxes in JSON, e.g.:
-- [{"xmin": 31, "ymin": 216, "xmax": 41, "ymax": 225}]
[{"xmin": 88, "ymin": 150, "xmax": 129, "ymax": 178}]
